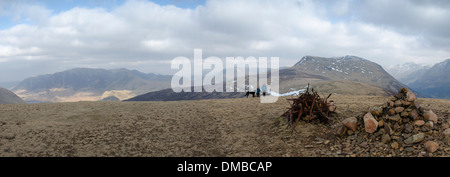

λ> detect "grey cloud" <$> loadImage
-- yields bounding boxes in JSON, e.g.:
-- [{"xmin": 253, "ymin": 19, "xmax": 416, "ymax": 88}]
[{"xmin": 0, "ymin": 0, "xmax": 449, "ymax": 82}]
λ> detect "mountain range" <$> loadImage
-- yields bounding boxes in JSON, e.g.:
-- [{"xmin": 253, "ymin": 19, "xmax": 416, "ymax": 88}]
[
  {"xmin": 386, "ymin": 59, "xmax": 450, "ymax": 99},
  {"xmin": 385, "ymin": 62, "xmax": 431, "ymax": 85},
  {"xmin": 126, "ymin": 55, "xmax": 411, "ymax": 101},
  {"xmin": 12, "ymin": 68, "xmax": 172, "ymax": 102},
  {"xmin": 9, "ymin": 55, "xmax": 447, "ymax": 102},
  {"xmin": 408, "ymin": 59, "xmax": 450, "ymax": 99},
  {"xmin": 277, "ymin": 55, "xmax": 409, "ymax": 96}
]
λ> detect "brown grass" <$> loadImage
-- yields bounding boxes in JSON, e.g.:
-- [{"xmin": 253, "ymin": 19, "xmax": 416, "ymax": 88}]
[{"xmin": 0, "ymin": 95, "xmax": 448, "ymax": 157}]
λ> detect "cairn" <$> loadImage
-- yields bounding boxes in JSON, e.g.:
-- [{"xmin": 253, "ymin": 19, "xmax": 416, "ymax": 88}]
[{"xmin": 337, "ymin": 88, "xmax": 450, "ymax": 155}]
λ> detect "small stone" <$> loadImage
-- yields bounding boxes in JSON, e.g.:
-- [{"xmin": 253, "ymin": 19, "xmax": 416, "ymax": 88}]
[
  {"xmin": 402, "ymin": 101, "xmax": 411, "ymax": 106},
  {"xmin": 395, "ymin": 107, "xmax": 405, "ymax": 113},
  {"xmin": 425, "ymin": 121, "xmax": 434, "ymax": 129},
  {"xmin": 389, "ymin": 101, "xmax": 394, "ymax": 107},
  {"xmin": 370, "ymin": 106, "xmax": 383, "ymax": 116},
  {"xmin": 442, "ymin": 122, "xmax": 449, "ymax": 129},
  {"xmin": 401, "ymin": 111, "xmax": 409, "ymax": 117},
  {"xmin": 336, "ymin": 124, "xmax": 348, "ymax": 136},
  {"xmin": 391, "ymin": 142, "xmax": 399, "ymax": 149},
  {"xmin": 404, "ymin": 133, "xmax": 425, "ymax": 144},
  {"xmin": 394, "ymin": 100, "xmax": 403, "ymax": 107},
  {"xmin": 394, "ymin": 123, "xmax": 402, "ymax": 131},
  {"xmin": 410, "ymin": 110, "xmax": 419, "ymax": 120},
  {"xmin": 414, "ymin": 120, "xmax": 425, "ymax": 126},
  {"xmin": 378, "ymin": 120, "xmax": 384, "ymax": 127},
  {"xmin": 443, "ymin": 128, "xmax": 450, "ymax": 136},
  {"xmin": 364, "ymin": 112, "xmax": 378, "ymax": 134},
  {"xmin": 389, "ymin": 114, "xmax": 401, "ymax": 122},
  {"xmin": 342, "ymin": 117, "xmax": 358, "ymax": 131},
  {"xmin": 359, "ymin": 142, "xmax": 368, "ymax": 147},
  {"xmin": 388, "ymin": 108, "xmax": 396, "ymax": 116},
  {"xmin": 384, "ymin": 123, "xmax": 393, "ymax": 135},
  {"xmin": 423, "ymin": 110, "xmax": 438, "ymax": 124},
  {"xmin": 424, "ymin": 141, "xmax": 439, "ymax": 153},
  {"xmin": 413, "ymin": 101, "xmax": 421, "ymax": 109},
  {"xmin": 347, "ymin": 130, "xmax": 354, "ymax": 135},
  {"xmin": 404, "ymin": 124, "xmax": 413, "ymax": 133},
  {"xmin": 381, "ymin": 134, "xmax": 391, "ymax": 144},
  {"xmin": 406, "ymin": 91, "xmax": 416, "ymax": 102}
]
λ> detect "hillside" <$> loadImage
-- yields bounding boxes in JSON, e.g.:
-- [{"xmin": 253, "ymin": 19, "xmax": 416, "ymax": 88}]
[
  {"xmin": 0, "ymin": 87, "xmax": 24, "ymax": 104},
  {"xmin": 279, "ymin": 55, "xmax": 409, "ymax": 95},
  {"xmin": 408, "ymin": 59, "xmax": 450, "ymax": 99},
  {"xmin": 12, "ymin": 68, "xmax": 171, "ymax": 102},
  {"xmin": 125, "ymin": 86, "xmax": 244, "ymax": 101},
  {"xmin": 385, "ymin": 62, "xmax": 431, "ymax": 85}
]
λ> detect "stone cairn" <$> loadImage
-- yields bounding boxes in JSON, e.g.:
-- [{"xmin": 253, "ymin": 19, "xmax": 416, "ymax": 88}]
[{"xmin": 336, "ymin": 88, "xmax": 450, "ymax": 155}]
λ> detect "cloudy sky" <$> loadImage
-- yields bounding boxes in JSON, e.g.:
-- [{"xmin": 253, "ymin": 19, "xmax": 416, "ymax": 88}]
[{"xmin": 0, "ymin": 0, "xmax": 449, "ymax": 82}]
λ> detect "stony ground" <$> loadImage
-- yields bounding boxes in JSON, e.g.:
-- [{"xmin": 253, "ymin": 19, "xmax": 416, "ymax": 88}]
[{"xmin": 0, "ymin": 95, "xmax": 448, "ymax": 157}]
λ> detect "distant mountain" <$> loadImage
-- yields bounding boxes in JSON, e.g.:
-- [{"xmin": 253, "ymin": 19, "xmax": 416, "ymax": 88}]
[
  {"xmin": 127, "ymin": 55, "xmax": 411, "ymax": 102},
  {"xmin": 125, "ymin": 86, "xmax": 243, "ymax": 101},
  {"xmin": 385, "ymin": 62, "xmax": 431, "ymax": 85},
  {"xmin": 0, "ymin": 81, "xmax": 20, "ymax": 90},
  {"xmin": 12, "ymin": 68, "xmax": 172, "ymax": 102},
  {"xmin": 0, "ymin": 87, "xmax": 24, "ymax": 104},
  {"xmin": 408, "ymin": 59, "xmax": 450, "ymax": 99},
  {"xmin": 281, "ymin": 55, "xmax": 410, "ymax": 96}
]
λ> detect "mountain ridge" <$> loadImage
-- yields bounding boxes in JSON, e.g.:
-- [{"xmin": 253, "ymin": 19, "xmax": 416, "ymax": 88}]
[{"xmin": 12, "ymin": 68, "xmax": 172, "ymax": 102}]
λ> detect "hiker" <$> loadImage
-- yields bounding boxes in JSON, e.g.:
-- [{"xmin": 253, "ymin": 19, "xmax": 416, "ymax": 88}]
[
  {"xmin": 261, "ymin": 84, "xmax": 267, "ymax": 96},
  {"xmin": 256, "ymin": 87, "xmax": 261, "ymax": 97}
]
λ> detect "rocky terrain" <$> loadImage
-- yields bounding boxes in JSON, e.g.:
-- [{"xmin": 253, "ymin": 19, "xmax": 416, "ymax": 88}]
[
  {"xmin": 0, "ymin": 91, "xmax": 448, "ymax": 157},
  {"xmin": 334, "ymin": 88, "xmax": 449, "ymax": 156}
]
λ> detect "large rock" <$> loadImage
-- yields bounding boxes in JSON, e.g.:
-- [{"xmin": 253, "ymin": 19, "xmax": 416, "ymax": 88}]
[
  {"xmin": 342, "ymin": 117, "xmax": 358, "ymax": 131},
  {"xmin": 370, "ymin": 106, "xmax": 383, "ymax": 116},
  {"xmin": 423, "ymin": 110, "xmax": 438, "ymax": 123},
  {"xmin": 363, "ymin": 112, "xmax": 378, "ymax": 133},
  {"xmin": 409, "ymin": 109, "xmax": 419, "ymax": 120},
  {"xmin": 404, "ymin": 133, "xmax": 425, "ymax": 144},
  {"xmin": 443, "ymin": 128, "xmax": 450, "ymax": 136},
  {"xmin": 424, "ymin": 141, "xmax": 439, "ymax": 153},
  {"xmin": 406, "ymin": 91, "xmax": 416, "ymax": 102}
]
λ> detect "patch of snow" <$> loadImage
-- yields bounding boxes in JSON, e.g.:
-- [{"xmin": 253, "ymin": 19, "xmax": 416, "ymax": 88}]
[{"xmin": 269, "ymin": 89, "xmax": 306, "ymax": 96}]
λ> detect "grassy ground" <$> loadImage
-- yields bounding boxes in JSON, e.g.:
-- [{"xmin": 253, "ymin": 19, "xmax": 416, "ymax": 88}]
[{"xmin": 0, "ymin": 95, "xmax": 448, "ymax": 157}]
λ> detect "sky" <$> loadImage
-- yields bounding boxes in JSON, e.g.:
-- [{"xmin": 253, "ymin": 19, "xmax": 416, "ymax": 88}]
[{"xmin": 0, "ymin": 0, "xmax": 449, "ymax": 82}]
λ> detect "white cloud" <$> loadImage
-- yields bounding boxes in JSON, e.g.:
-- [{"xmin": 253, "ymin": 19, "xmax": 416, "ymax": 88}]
[{"xmin": 0, "ymin": 0, "xmax": 449, "ymax": 82}]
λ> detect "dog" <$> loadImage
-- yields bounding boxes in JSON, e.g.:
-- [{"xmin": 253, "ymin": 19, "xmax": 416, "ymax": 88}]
[{"xmin": 245, "ymin": 91, "xmax": 256, "ymax": 98}]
